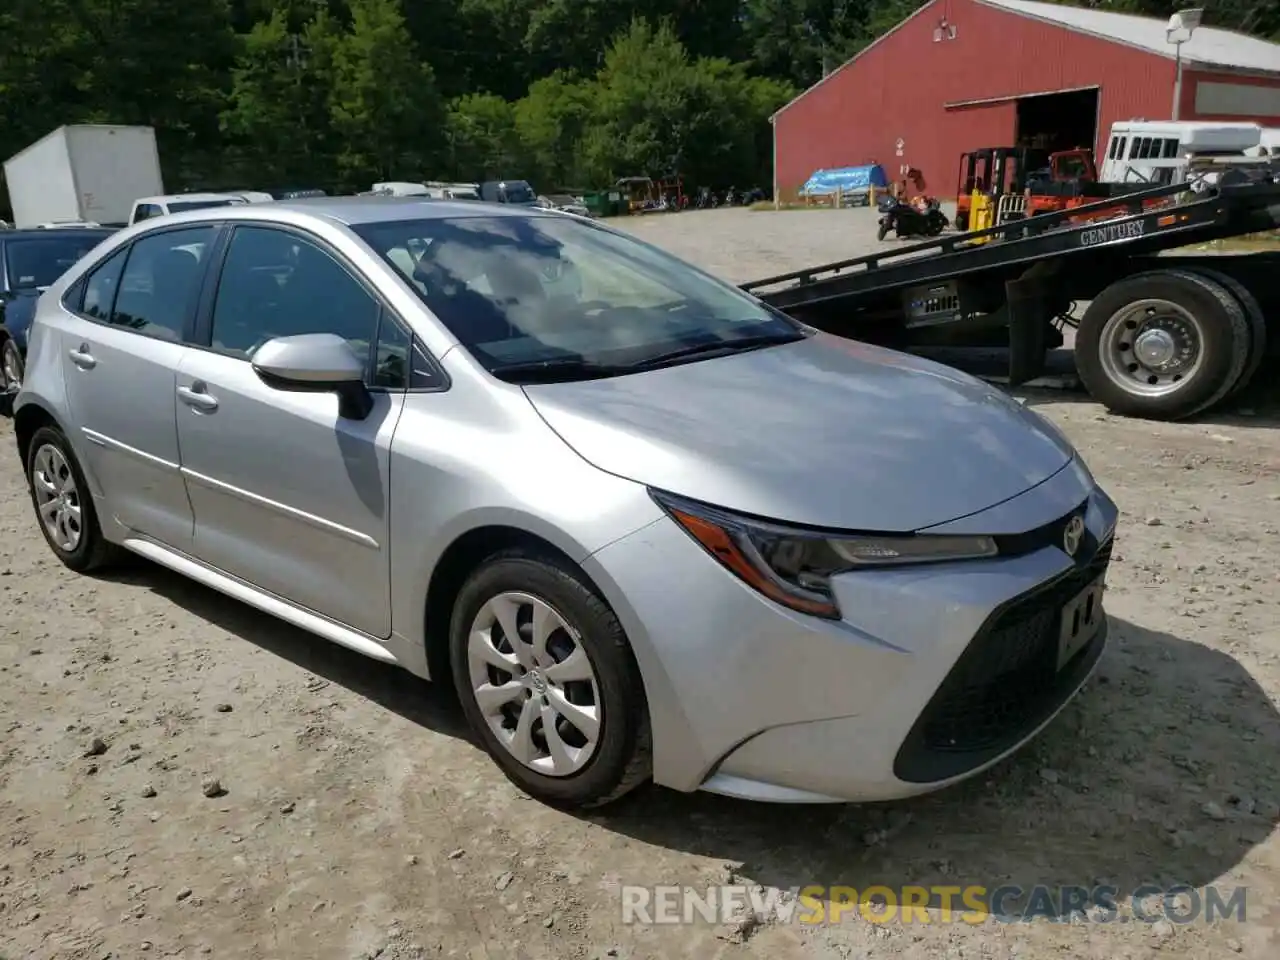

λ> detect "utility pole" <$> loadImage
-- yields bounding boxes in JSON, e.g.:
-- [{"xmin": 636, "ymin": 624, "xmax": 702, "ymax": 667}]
[{"xmin": 1166, "ymin": 9, "xmax": 1203, "ymax": 120}]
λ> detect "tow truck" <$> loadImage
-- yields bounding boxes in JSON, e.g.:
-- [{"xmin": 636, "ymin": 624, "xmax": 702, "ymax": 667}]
[{"xmin": 741, "ymin": 167, "xmax": 1280, "ymax": 421}]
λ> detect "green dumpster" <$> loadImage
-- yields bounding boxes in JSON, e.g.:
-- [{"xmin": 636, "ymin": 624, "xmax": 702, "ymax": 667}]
[{"xmin": 584, "ymin": 189, "xmax": 627, "ymax": 217}]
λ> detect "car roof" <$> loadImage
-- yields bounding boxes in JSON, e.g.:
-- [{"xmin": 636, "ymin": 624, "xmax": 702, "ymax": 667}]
[
  {"xmin": 1, "ymin": 228, "xmax": 116, "ymax": 241},
  {"xmin": 157, "ymin": 195, "xmax": 561, "ymax": 228},
  {"xmin": 136, "ymin": 193, "xmax": 246, "ymax": 205}
]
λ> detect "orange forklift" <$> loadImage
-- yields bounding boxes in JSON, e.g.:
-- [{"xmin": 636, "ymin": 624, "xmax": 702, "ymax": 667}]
[{"xmin": 957, "ymin": 145, "xmax": 1173, "ymax": 232}]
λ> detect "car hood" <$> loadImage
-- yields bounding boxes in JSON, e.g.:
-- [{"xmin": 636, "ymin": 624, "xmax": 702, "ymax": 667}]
[{"xmin": 522, "ymin": 334, "xmax": 1075, "ymax": 532}]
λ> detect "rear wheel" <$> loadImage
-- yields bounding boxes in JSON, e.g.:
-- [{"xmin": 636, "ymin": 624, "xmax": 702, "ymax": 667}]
[
  {"xmin": 449, "ymin": 549, "xmax": 652, "ymax": 809},
  {"xmin": 1, "ymin": 338, "xmax": 22, "ymax": 393},
  {"xmin": 25, "ymin": 426, "xmax": 122, "ymax": 572},
  {"xmin": 1075, "ymin": 270, "xmax": 1250, "ymax": 421},
  {"xmin": 1180, "ymin": 266, "xmax": 1267, "ymax": 399}
]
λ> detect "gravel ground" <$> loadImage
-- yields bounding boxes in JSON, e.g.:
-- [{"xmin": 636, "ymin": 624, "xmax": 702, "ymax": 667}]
[{"xmin": 2, "ymin": 207, "xmax": 1279, "ymax": 960}]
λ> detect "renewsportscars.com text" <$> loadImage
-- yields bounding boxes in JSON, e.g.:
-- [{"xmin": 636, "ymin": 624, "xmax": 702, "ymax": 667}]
[{"xmin": 620, "ymin": 883, "xmax": 1248, "ymax": 926}]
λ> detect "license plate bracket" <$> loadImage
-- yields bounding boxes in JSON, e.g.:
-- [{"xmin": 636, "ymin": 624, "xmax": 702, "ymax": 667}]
[{"xmin": 1057, "ymin": 576, "xmax": 1105, "ymax": 670}]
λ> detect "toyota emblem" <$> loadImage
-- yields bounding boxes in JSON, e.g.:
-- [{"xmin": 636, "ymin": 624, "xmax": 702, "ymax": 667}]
[{"xmin": 1063, "ymin": 515, "xmax": 1086, "ymax": 557}]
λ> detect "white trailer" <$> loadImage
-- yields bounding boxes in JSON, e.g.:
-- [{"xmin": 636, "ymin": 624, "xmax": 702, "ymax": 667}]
[
  {"xmin": 1098, "ymin": 121, "xmax": 1263, "ymax": 185},
  {"xmin": 3, "ymin": 125, "xmax": 164, "ymax": 228}
]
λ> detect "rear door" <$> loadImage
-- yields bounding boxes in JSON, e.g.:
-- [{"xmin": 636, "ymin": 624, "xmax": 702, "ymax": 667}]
[
  {"xmin": 175, "ymin": 224, "xmax": 407, "ymax": 636},
  {"xmin": 59, "ymin": 224, "xmax": 219, "ymax": 549}
]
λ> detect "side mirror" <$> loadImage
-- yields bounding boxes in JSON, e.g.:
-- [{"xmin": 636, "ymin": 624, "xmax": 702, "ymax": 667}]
[{"xmin": 251, "ymin": 333, "xmax": 374, "ymax": 420}]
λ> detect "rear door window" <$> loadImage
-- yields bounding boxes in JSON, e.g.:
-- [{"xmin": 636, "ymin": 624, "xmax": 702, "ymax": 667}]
[
  {"xmin": 111, "ymin": 227, "xmax": 215, "ymax": 341},
  {"xmin": 80, "ymin": 248, "xmax": 129, "ymax": 320}
]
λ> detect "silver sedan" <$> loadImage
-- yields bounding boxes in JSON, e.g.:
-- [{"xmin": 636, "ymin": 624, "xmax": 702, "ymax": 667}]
[{"xmin": 13, "ymin": 197, "xmax": 1118, "ymax": 808}]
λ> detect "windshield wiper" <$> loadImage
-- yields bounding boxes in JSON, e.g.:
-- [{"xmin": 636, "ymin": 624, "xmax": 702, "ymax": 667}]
[
  {"xmin": 628, "ymin": 331, "xmax": 804, "ymax": 370},
  {"xmin": 488, "ymin": 357, "xmax": 631, "ymax": 383}
]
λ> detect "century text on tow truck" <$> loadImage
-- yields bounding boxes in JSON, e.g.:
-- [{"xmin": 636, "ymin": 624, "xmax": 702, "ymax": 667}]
[{"xmin": 1078, "ymin": 220, "xmax": 1147, "ymax": 246}]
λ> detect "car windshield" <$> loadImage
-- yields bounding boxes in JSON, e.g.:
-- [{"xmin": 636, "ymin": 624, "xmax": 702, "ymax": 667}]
[
  {"xmin": 5, "ymin": 235, "xmax": 108, "ymax": 290},
  {"xmin": 354, "ymin": 215, "xmax": 802, "ymax": 380},
  {"xmin": 168, "ymin": 199, "xmax": 241, "ymax": 213}
]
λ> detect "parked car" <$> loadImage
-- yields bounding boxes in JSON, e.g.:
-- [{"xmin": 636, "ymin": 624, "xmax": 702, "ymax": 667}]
[
  {"xmin": 537, "ymin": 194, "xmax": 591, "ymax": 217},
  {"xmin": 479, "ymin": 179, "xmax": 538, "ymax": 205},
  {"xmin": 129, "ymin": 193, "xmax": 247, "ymax": 225},
  {"xmin": 12, "ymin": 199, "xmax": 1117, "ymax": 809},
  {"xmin": 1, "ymin": 226, "xmax": 115, "ymax": 398}
]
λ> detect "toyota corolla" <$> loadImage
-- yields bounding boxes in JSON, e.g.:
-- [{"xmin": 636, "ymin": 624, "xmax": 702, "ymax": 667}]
[{"xmin": 12, "ymin": 197, "xmax": 1117, "ymax": 808}]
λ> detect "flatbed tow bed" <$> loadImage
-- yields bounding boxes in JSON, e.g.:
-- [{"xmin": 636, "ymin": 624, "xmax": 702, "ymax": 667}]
[{"xmin": 741, "ymin": 173, "xmax": 1280, "ymax": 420}]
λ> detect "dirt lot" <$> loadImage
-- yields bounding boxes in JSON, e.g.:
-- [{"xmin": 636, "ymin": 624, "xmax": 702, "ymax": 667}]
[{"xmin": 2, "ymin": 207, "xmax": 1280, "ymax": 960}]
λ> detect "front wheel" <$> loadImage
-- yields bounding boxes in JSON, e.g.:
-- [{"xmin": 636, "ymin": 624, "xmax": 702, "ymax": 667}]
[
  {"xmin": 449, "ymin": 550, "xmax": 652, "ymax": 809},
  {"xmin": 1, "ymin": 338, "xmax": 23, "ymax": 393},
  {"xmin": 877, "ymin": 220, "xmax": 890, "ymax": 241}
]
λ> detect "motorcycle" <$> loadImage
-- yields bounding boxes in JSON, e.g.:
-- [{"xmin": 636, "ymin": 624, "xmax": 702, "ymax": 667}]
[{"xmin": 877, "ymin": 194, "xmax": 949, "ymax": 240}]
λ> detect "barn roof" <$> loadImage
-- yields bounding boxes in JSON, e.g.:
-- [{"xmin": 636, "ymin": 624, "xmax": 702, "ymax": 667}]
[
  {"xmin": 979, "ymin": 0, "xmax": 1280, "ymax": 73},
  {"xmin": 773, "ymin": 0, "xmax": 1280, "ymax": 120}
]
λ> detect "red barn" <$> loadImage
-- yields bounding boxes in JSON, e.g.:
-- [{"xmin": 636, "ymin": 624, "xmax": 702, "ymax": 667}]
[{"xmin": 772, "ymin": 0, "xmax": 1280, "ymax": 198}]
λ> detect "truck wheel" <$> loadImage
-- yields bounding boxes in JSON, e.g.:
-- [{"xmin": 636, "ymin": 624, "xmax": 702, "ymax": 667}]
[
  {"xmin": 1075, "ymin": 270, "xmax": 1250, "ymax": 421},
  {"xmin": 1180, "ymin": 267, "xmax": 1267, "ymax": 399},
  {"xmin": 955, "ymin": 213, "xmax": 968, "ymax": 231}
]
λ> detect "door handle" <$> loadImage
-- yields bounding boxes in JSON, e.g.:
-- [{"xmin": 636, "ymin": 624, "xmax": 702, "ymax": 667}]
[
  {"xmin": 68, "ymin": 345, "xmax": 97, "ymax": 370},
  {"xmin": 177, "ymin": 385, "xmax": 218, "ymax": 412}
]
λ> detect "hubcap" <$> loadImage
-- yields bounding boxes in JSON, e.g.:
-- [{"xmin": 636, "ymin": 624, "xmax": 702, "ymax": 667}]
[
  {"xmin": 31, "ymin": 444, "xmax": 83, "ymax": 552},
  {"xmin": 1132, "ymin": 328, "xmax": 1177, "ymax": 368},
  {"xmin": 1, "ymin": 342, "xmax": 21, "ymax": 391},
  {"xmin": 1098, "ymin": 299, "xmax": 1204, "ymax": 398},
  {"xmin": 466, "ymin": 591, "xmax": 601, "ymax": 777}
]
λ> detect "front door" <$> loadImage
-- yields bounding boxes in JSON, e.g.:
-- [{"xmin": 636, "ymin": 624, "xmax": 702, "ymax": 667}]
[
  {"xmin": 59, "ymin": 225, "xmax": 217, "ymax": 549},
  {"xmin": 175, "ymin": 224, "xmax": 403, "ymax": 637}
]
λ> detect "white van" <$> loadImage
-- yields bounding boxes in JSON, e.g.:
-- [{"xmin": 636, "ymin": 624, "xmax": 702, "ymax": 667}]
[
  {"xmin": 129, "ymin": 192, "xmax": 248, "ymax": 225},
  {"xmin": 370, "ymin": 181, "xmax": 432, "ymax": 197}
]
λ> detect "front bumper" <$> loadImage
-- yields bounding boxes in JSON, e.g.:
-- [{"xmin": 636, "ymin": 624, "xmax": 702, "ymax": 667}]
[{"xmin": 582, "ymin": 459, "xmax": 1118, "ymax": 802}]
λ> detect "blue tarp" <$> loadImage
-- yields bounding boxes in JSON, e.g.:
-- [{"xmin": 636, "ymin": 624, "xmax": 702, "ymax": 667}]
[{"xmin": 799, "ymin": 164, "xmax": 890, "ymax": 196}]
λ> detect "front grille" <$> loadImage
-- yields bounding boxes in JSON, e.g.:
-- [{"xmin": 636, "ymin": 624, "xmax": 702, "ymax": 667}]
[
  {"xmin": 993, "ymin": 499, "xmax": 1090, "ymax": 557},
  {"xmin": 893, "ymin": 537, "xmax": 1112, "ymax": 784}
]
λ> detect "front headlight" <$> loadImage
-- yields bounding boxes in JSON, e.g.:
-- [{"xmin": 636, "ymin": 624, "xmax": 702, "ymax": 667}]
[{"xmin": 651, "ymin": 491, "xmax": 997, "ymax": 620}]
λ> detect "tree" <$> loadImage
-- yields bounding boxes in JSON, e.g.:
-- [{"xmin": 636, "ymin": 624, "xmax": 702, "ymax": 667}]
[
  {"xmin": 221, "ymin": 7, "xmax": 343, "ymax": 186},
  {"xmin": 328, "ymin": 0, "xmax": 445, "ymax": 182},
  {"xmin": 446, "ymin": 93, "xmax": 524, "ymax": 179},
  {"xmin": 0, "ymin": 0, "xmax": 237, "ymax": 186},
  {"xmin": 514, "ymin": 72, "xmax": 594, "ymax": 187},
  {"xmin": 579, "ymin": 19, "xmax": 793, "ymax": 188}
]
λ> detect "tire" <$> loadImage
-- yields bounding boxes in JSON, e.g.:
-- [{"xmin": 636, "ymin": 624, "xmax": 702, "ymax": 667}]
[
  {"xmin": 1181, "ymin": 266, "xmax": 1268, "ymax": 399},
  {"xmin": 1075, "ymin": 270, "xmax": 1250, "ymax": 421},
  {"xmin": 877, "ymin": 221, "xmax": 889, "ymax": 241},
  {"xmin": 449, "ymin": 548, "xmax": 652, "ymax": 809},
  {"xmin": 25, "ymin": 425, "xmax": 123, "ymax": 572},
  {"xmin": 955, "ymin": 213, "xmax": 969, "ymax": 232},
  {"xmin": 1, "ymin": 337, "xmax": 22, "ymax": 393}
]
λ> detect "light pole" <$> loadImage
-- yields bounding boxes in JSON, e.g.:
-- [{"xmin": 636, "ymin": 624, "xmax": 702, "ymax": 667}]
[{"xmin": 1166, "ymin": 8, "xmax": 1202, "ymax": 121}]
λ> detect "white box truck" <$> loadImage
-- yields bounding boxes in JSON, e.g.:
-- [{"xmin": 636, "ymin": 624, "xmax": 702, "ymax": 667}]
[{"xmin": 3, "ymin": 124, "xmax": 164, "ymax": 228}]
